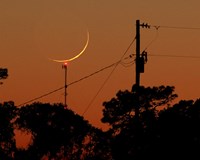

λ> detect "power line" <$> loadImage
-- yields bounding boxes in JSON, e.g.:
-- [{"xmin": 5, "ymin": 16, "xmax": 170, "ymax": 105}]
[
  {"xmin": 141, "ymin": 24, "xmax": 200, "ymax": 60},
  {"xmin": 17, "ymin": 86, "xmax": 64, "ymax": 107},
  {"xmin": 81, "ymin": 23, "xmax": 200, "ymax": 115},
  {"xmin": 17, "ymin": 22, "xmax": 200, "ymax": 108},
  {"xmin": 17, "ymin": 56, "xmax": 133, "ymax": 107},
  {"xmin": 151, "ymin": 25, "xmax": 200, "ymax": 30},
  {"xmin": 68, "ymin": 61, "xmax": 120, "ymax": 87},
  {"xmin": 16, "ymin": 53, "xmax": 200, "ymax": 108},
  {"xmin": 120, "ymin": 60, "xmax": 135, "ymax": 67},
  {"xmin": 82, "ymin": 36, "xmax": 136, "ymax": 116},
  {"xmin": 149, "ymin": 54, "xmax": 200, "ymax": 59},
  {"xmin": 81, "ymin": 64, "xmax": 117, "ymax": 116},
  {"xmin": 143, "ymin": 24, "xmax": 200, "ymax": 52},
  {"xmin": 127, "ymin": 53, "xmax": 200, "ymax": 60},
  {"xmin": 143, "ymin": 27, "xmax": 159, "ymax": 51}
]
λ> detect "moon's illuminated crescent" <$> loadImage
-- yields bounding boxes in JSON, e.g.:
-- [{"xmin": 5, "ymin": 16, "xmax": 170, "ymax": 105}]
[{"xmin": 49, "ymin": 31, "xmax": 89, "ymax": 63}]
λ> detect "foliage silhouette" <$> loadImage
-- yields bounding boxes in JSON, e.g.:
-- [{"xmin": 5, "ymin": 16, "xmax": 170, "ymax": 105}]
[
  {"xmin": 101, "ymin": 85, "xmax": 200, "ymax": 159},
  {"xmin": 153, "ymin": 99, "xmax": 200, "ymax": 159},
  {"xmin": 83, "ymin": 127, "xmax": 112, "ymax": 160},
  {"xmin": 0, "ymin": 84, "xmax": 200, "ymax": 159},
  {"xmin": 15, "ymin": 102, "xmax": 93, "ymax": 159},
  {"xmin": 14, "ymin": 102, "xmax": 113, "ymax": 160},
  {"xmin": 101, "ymin": 85, "xmax": 178, "ymax": 159},
  {"xmin": 0, "ymin": 101, "xmax": 16, "ymax": 159},
  {"xmin": 0, "ymin": 68, "xmax": 8, "ymax": 85},
  {"xmin": 102, "ymin": 85, "xmax": 177, "ymax": 132}
]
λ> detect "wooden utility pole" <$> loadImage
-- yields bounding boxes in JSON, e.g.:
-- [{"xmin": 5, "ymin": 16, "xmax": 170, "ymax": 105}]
[
  {"xmin": 134, "ymin": 19, "xmax": 149, "ymax": 126},
  {"xmin": 135, "ymin": 19, "xmax": 149, "ymax": 86},
  {"xmin": 134, "ymin": 20, "xmax": 141, "ymax": 133},
  {"xmin": 135, "ymin": 19, "xmax": 141, "ymax": 87},
  {"xmin": 134, "ymin": 19, "xmax": 149, "ymax": 154}
]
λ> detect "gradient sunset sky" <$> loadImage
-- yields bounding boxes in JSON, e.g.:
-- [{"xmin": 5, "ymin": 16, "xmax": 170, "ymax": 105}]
[{"xmin": 0, "ymin": 0, "xmax": 200, "ymax": 130}]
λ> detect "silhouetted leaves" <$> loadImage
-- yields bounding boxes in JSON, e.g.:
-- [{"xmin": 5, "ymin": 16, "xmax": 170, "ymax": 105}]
[
  {"xmin": 102, "ymin": 85, "xmax": 177, "ymax": 134},
  {"xmin": 0, "ymin": 101, "xmax": 16, "ymax": 159},
  {"xmin": 1, "ymin": 85, "xmax": 200, "ymax": 160},
  {"xmin": 83, "ymin": 127, "xmax": 112, "ymax": 160},
  {"xmin": 154, "ymin": 99, "xmax": 200, "ymax": 159},
  {"xmin": 15, "ymin": 102, "xmax": 92, "ymax": 159},
  {"xmin": 101, "ymin": 85, "xmax": 178, "ymax": 159},
  {"xmin": 0, "ymin": 68, "xmax": 8, "ymax": 85}
]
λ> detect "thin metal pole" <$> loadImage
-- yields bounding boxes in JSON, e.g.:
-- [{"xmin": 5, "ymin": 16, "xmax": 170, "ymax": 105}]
[{"xmin": 63, "ymin": 63, "xmax": 67, "ymax": 108}]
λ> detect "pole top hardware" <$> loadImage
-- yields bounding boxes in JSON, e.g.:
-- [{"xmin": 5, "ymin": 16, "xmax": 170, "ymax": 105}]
[{"xmin": 140, "ymin": 23, "xmax": 150, "ymax": 29}]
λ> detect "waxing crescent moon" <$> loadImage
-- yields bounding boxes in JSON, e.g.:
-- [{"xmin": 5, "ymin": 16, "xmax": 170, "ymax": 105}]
[{"xmin": 49, "ymin": 31, "xmax": 89, "ymax": 63}]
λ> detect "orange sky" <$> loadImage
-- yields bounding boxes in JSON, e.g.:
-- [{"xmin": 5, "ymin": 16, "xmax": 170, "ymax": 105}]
[{"xmin": 0, "ymin": 0, "xmax": 200, "ymax": 132}]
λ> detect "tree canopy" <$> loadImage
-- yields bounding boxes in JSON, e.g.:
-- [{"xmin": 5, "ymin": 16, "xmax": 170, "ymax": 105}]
[
  {"xmin": 15, "ymin": 102, "xmax": 94, "ymax": 159},
  {"xmin": 0, "ymin": 84, "xmax": 200, "ymax": 159},
  {"xmin": 101, "ymin": 85, "xmax": 200, "ymax": 159},
  {"xmin": 0, "ymin": 101, "xmax": 16, "ymax": 159},
  {"xmin": 0, "ymin": 68, "xmax": 8, "ymax": 85}
]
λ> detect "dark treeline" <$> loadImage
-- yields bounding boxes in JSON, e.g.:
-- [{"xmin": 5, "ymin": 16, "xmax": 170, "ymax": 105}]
[{"xmin": 0, "ymin": 84, "xmax": 200, "ymax": 159}]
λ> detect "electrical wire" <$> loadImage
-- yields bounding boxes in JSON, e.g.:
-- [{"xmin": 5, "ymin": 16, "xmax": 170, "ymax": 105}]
[
  {"xmin": 137, "ymin": 22, "xmax": 200, "ymax": 30},
  {"xmin": 17, "ymin": 53, "xmax": 136, "ymax": 108},
  {"xmin": 17, "ymin": 86, "xmax": 64, "ymax": 107},
  {"xmin": 82, "ymin": 36, "xmax": 136, "ymax": 116},
  {"xmin": 120, "ymin": 57, "xmax": 135, "ymax": 67},
  {"xmin": 67, "ymin": 61, "xmax": 120, "ymax": 87},
  {"xmin": 120, "ymin": 61, "xmax": 135, "ymax": 67},
  {"xmin": 81, "ymin": 64, "xmax": 117, "ymax": 116},
  {"xmin": 149, "ymin": 54, "xmax": 200, "ymax": 59},
  {"xmin": 80, "ymin": 24, "xmax": 200, "ymax": 115},
  {"xmin": 143, "ymin": 27, "xmax": 159, "ymax": 51},
  {"xmin": 142, "ymin": 24, "xmax": 200, "ymax": 53},
  {"xmin": 17, "ymin": 53, "xmax": 200, "ymax": 108},
  {"xmin": 151, "ymin": 25, "xmax": 200, "ymax": 30},
  {"xmin": 142, "ymin": 24, "xmax": 200, "ymax": 60},
  {"xmin": 17, "ymin": 24, "xmax": 200, "ymax": 108}
]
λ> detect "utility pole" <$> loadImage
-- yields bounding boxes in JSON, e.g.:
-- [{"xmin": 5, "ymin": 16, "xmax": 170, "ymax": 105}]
[
  {"xmin": 134, "ymin": 20, "xmax": 149, "ymax": 151},
  {"xmin": 134, "ymin": 19, "xmax": 149, "ymax": 107},
  {"xmin": 135, "ymin": 19, "xmax": 149, "ymax": 87},
  {"xmin": 135, "ymin": 20, "xmax": 141, "ymax": 87},
  {"xmin": 134, "ymin": 20, "xmax": 141, "ymax": 134}
]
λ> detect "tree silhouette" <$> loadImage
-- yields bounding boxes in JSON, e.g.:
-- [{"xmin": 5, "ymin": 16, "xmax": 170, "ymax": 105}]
[
  {"xmin": 101, "ymin": 84, "xmax": 178, "ymax": 159},
  {"xmin": 83, "ymin": 127, "xmax": 112, "ymax": 160},
  {"xmin": 153, "ymin": 99, "xmax": 200, "ymax": 159},
  {"xmin": 0, "ymin": 101, "xmax": 16, "ymax": 159},
  {"xmin": 15, "ymin": 102, "xmax": 92, "ymax": 159},
  {"xmin": 0, "ymin": 84, "xmax": 199, "ymax": 159},
  {"xmin": 0, "ymin": 68, "xmax": 8, "ymax": 85}
]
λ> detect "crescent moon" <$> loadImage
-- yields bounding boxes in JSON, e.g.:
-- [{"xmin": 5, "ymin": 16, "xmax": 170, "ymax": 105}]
[{"xmin": 49, "ymin": 31, "xmax": 89, "ymax": 63}]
